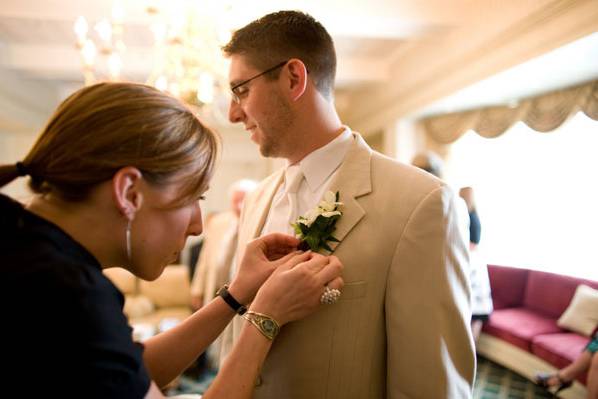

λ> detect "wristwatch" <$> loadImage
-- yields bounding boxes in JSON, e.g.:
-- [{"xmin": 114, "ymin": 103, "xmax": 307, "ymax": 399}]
[
  {"xmin": 244, "ymin": 311, "xmax": 280, "ymax": 340},
  {"xmin": 216, "ymin": 284, "xmax": 247, "ymax": 315}
]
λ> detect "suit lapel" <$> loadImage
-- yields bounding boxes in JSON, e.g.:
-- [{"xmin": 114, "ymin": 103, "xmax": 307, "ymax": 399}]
[{"xmin": 326, "ymin": 133, "xmax": 372, "ymax": 253}]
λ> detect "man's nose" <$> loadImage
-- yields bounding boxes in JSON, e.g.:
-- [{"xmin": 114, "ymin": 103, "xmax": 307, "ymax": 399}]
[{"xmin": 228, "ymin": 99, "xmax": 244, "ymax": 123}]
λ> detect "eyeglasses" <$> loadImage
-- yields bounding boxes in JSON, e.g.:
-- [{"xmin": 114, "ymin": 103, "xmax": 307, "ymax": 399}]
[{"xmin": 230, "ymin": 60, "xmax": 288, "ymax": 104}]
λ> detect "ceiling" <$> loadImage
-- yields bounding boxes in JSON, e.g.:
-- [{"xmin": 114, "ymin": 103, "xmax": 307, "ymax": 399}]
[
  {"xmin": 0, "ymin": 0, "xmax": 596, "ymax": 132},
  {"xmin": 0, "ymin": 0, "xmax": 480, "ymax": 127},
  {"xmin": 414, "ymin": 32, "xmax": 598, "ymax": 119}
]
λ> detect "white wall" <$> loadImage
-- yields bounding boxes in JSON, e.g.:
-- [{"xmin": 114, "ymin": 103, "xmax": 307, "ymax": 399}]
[{"xmin": 0, "ymin": 130, "xmax": 38, "ymax": 201}]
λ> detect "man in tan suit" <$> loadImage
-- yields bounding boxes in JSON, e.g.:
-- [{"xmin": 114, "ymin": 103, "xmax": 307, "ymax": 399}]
[{"xmin": 223, "ymin": 10, "xmax": 475, "ymax": 398}]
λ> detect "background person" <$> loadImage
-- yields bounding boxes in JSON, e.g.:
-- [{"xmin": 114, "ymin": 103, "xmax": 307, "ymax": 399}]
[
  {"xmin": 459, "ymin": 186, "xmax": 493, "ymax": 341},
  {"xmin": 190, "ymin": 179, "xmax": 257, "ymax": 368},
  {"xmin": 191, "ymin": 179, "xmax": 258, "ymax": 311},
  {"xmin": 536, "ymin": 329, "xmax": 598, "ymax": 397},
  {"xmin": 411, "ymin": 153, "xmax": 493, "ymax": 342}
]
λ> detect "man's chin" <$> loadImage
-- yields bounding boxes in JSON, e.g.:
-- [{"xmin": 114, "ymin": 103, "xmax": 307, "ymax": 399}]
[
  {"xmin": 255, "ymin": 137, "xmax": 277, "ymax": 158},
  {"xmin": 259, "ymin": 145, "xmax": 275, "ymax": 158}
]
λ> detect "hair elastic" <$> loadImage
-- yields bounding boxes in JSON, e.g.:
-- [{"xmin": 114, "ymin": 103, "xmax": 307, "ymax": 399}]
[{"xmin": 15, "ymin": 162, "xmax": 28, "ymax": 177}]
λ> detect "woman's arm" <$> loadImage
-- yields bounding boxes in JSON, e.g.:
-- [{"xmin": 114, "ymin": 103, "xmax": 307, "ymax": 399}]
[
  {"xmin": 143, "ymin": 248, "xmax": 309, "ymax": 387},
  {"xmin": 143, "ymin": 233, "xmax": 343, "ymax": 395},
  {"xmin": 142, "ymin": 322, "xmax": 273, "ymax": 399},
  {"xmin": 143, "ymin": 234, "xmax": 308, "ymax": 387},
  {"xmin": 202, "ymin": 322, "xmax": 273, "ymax": 398},
  {"xmin": 202, "ymin": 251, "xmax": 343, "ymax": 399},
  {"xmin": 142, "ymin": 292, "xmax": 238, "ymax": 387}
]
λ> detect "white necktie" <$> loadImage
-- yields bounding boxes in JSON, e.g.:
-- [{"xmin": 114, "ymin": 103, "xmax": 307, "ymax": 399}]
[{"xmin": 264, "ymin": 165, "xmax": 304, "ymax": 235}]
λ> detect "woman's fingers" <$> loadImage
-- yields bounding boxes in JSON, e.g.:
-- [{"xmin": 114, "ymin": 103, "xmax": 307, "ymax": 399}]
[
  {"xmin": 273, "ymin": 250, "xmax": 310, "ymax": 268},
  {"xmin": 259, "ymin": 233, "xmax": 300, "ymax": 258},
  {"xmin": 267, "ymin": 247, "xmax": 299, "ymax": 261},
  {"xmin": 244, "ymin": 233, "xmax": 299, "ymax": 261},
  {"xmin": 315, "ymin": 256, "xmax": 343, "ymax": 286},
  {"xmin": 324, "ymin": 276, "xmax": 344, "ymax": 291},
  {"xmin": 294, "ymin": 252, "xmax": 330, "ymax": 273}
]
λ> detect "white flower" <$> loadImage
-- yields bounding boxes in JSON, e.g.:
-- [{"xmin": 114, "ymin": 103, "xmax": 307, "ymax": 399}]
[
  {"xmin": 321, "ymin": 210, "xmax": 341, "ymax": 218},
  {"xmin": 291, "ymin": 190, "xmax": 343, "ymax": 253},
  {"xmin": 297, "ymin": 192, "xmax": 343, "ymax": 227},
  {"xmin": 299, "ymin": 208, "xmax": 320, "ymax": 227},
  {"xmin": 319, "ymin": 191, "xmax": 343, "ymax": 212}
]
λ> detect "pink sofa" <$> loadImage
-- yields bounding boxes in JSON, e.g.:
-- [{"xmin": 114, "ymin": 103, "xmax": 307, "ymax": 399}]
[{"xmin": 477, "ymin": 265, "xmax": 598, "ymax": 398}]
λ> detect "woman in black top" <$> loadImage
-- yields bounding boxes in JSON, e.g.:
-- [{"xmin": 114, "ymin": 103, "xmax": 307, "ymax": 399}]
[{"xmin": 0, "ymin": 82, "xmax": 343, "ymax": 399}]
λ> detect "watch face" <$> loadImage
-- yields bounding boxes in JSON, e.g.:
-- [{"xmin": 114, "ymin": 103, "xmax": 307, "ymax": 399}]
[{"xmin": 262, "ymin": 319, "xmax": 276, "ymax": 334}]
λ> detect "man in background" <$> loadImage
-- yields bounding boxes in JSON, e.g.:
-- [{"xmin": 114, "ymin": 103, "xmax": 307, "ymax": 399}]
[{"xmin": 190, "ymin": 179, "xmax": 256, "ymax": 367}]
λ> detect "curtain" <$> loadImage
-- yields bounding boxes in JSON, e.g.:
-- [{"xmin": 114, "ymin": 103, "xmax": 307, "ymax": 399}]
[{"xmin": 422, "ymin": 79, "xmax": 598, "ymax": 144}]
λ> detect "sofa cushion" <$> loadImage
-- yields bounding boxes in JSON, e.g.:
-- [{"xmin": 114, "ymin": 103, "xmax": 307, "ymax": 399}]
[
  {"xmin": 123, "ymin": 295, "xmax": 155, "ymax": 319},
  {"xmin": 129, "ymin": 307, "xmax": 192, "ymax": 328},
  {"xmin": 103, "ymin": 267, "xmax": 137, "ymax": 295},
  {"xmin": 532, "ymin": 333, "xmax": 590, "ymax": 384},
  {"xmin": 139, "ymin": 264, "xmax": 191, "ymax": 308},
  {"xmin": 523, "ymin": 271, "xmax": 598, "ymax": 319},
  {"xmin": 557, "ymin": 284, "xmax": 598, "ymax": 336},
  {"xmin": 483, "ymin": 307, "xmax": 562, "ymax": 351},
  {"xmin": 487, "ymin": 265, "xmax": 528, "ymax": 309}
]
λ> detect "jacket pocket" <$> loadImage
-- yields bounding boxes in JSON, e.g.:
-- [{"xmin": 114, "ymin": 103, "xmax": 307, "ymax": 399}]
[{"xmin": 338, "ymin": 281, "xmax": 367, "ymax": 301}]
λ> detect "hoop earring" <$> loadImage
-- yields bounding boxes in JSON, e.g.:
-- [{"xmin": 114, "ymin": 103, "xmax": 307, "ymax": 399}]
[{"xmin": 126, "ymin": 219, "xmax": 132, "ymax": 262}]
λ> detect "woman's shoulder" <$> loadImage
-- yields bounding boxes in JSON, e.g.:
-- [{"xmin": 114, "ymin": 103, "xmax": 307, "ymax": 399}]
[{"xmin": 0, "ymin": 225, "xmax": 122, "ymax": 315}]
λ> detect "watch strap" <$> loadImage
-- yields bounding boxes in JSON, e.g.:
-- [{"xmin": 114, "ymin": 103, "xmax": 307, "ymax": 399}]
[{"xmin": 217, "ymin": 284, "xmax": 247, "ymax": 315}]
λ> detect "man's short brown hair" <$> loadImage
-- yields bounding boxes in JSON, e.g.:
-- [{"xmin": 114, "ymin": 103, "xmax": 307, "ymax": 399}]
[{"xmin": 223, "ymin": 10, "xmax": 336, "ymax": 99}]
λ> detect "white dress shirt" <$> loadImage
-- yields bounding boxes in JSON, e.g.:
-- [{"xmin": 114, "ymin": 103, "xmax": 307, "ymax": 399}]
[{"xmin": 261, "ymin": 127, "xmax": 354, "ymax": 236}]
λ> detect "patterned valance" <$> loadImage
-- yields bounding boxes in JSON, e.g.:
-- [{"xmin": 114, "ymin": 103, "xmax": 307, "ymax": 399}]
[{"xmin": 421, "ymin": 79, "xmax": 598, "ymax": 144}]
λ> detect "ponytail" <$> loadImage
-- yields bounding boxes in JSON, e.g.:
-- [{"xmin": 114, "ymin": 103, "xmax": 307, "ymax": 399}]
[{"xmin": 0, "ymin": 163, "xmax": 28, "ymax": 189}]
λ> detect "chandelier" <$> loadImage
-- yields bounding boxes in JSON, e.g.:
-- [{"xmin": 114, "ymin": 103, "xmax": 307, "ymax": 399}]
[{"xmin": 73, "ymin": 1, "xmax": 233, "ymax": 121}]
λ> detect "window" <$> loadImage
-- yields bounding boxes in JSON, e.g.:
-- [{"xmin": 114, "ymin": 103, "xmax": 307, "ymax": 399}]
[{"xmin": 446, "ymin": 113, "xmax": 598, "ymax": 280}]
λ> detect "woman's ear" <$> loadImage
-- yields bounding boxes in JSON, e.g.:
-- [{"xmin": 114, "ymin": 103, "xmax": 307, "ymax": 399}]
[
  {"xmin": 112, "ymin": 167, "xmax": 144, "ymax": 220},
  {"xmin": 285, "ymin": 58, "xmax": 308, "ymax": 102}
]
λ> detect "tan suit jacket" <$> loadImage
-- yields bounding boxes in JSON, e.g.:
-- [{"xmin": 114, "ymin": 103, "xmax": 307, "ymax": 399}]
[{"xmin": 232, "ymin": 133, "xmax": 475, "ymax": 398}]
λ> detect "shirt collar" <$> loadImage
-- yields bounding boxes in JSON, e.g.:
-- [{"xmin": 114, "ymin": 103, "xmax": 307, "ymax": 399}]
[{"xmin": 290, "ymin": 127, "xmax": 353, "ymax": 193}]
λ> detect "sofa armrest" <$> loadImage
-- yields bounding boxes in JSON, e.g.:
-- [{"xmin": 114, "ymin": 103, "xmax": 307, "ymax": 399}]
[{"xmin": 488, "ymin": 265, "xmax": 529, "ymax": 309}]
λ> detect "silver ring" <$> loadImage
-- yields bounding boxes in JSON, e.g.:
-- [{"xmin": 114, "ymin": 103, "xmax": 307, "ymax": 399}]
[{"xmin": 320, "ymin": 285, "xmax": 341, "ymax": 305}]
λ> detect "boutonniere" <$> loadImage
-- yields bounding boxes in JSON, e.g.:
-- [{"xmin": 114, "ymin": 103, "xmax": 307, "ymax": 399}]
[{"xmin": 291, "ymin": 191, "xmax": 343, "ymax": 253}]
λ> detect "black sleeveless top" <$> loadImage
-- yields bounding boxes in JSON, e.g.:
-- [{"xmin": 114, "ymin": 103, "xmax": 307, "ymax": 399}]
[{"xmin": 0, "ymin": 194, "xmax": 150, "ymax": 398}]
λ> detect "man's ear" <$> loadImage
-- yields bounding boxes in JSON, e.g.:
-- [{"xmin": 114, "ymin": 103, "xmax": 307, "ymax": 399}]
[
  {"xmin": 112, "ymin": 167, "xmax": 144, "ymax": 220},
  {"xmin": 285, "ymin": 58, "xmax": 308, "ymax": 101}
]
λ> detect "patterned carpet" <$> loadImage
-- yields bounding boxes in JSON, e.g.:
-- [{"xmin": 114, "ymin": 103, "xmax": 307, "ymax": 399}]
[
  {"xmin": 474, "ymin": 356, "xmax": 553, "ymax": 399},
  {"xmin": 167, "ymin": 355, "xmax": 556, "ymax": 398}
]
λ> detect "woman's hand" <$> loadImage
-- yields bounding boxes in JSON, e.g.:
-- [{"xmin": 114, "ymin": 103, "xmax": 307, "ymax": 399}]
[
  {"xmin": 250, "ymin": 253, "xmax": 344, "ymax": 326},
  {"xmin": 228, "ymin": 233, "xmax": 301, "ymax": 304}
]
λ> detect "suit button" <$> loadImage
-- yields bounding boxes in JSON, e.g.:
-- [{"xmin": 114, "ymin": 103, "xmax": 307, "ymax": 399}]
[{"xmin": 255, "ymin": 375, "xmax": 262, "ymax": 387}]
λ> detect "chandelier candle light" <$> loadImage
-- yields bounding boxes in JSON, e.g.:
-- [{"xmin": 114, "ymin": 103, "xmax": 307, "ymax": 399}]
[{"xmin": 74, "ymin": 1, "xmax": 233, "ymax": 111}]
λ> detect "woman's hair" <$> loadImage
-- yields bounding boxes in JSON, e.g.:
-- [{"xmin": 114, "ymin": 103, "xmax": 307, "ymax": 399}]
[{"xmin": 0, "ymin": 82, "xmax": 219, "ymax": 206}]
